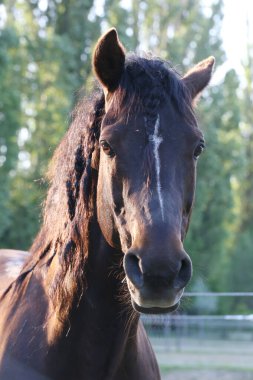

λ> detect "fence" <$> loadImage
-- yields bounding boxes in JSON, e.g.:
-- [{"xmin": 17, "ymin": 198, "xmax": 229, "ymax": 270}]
[
  {"xmin": 143, "ymin": 314, "xmax": 253, "ymax": 341},
  {"xmin": 142, "ymin": 293, "xmax": 253, "ymax": 380}
]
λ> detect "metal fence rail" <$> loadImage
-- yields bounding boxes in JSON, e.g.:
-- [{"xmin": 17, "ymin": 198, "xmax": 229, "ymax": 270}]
[
  {"xmin": 184, "ymin": 292, "xmax": 253, "ymax": 297},
  {"xmin": 142, "ymin": 293, "xmax": 253, "ymax": 378},
  {"xmin": 142, "ymin": 293, "xmax": 253, "ymax": 341}
]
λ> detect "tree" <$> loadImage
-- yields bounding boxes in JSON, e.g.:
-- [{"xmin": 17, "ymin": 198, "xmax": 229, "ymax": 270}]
[
  {"xmin": 0, "ymin": 0, "xmax": 101, "ymax": 249},
  {"xmin": 186, "ymin": 69, "xmax": 242, "ymax": 295},
  {"xmin": 222, "ymin": 40, "xmax": 253, "ymax": 313},
  {"xmin": 0, "ymin": 24, "xmax": 23, "ymax": 243}
]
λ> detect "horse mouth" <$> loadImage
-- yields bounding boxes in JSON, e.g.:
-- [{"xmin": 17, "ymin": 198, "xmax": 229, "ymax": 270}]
[
  {"xmin": 132, "ymin": 300, "xmax": 180, "ymax": 314},
  {"xmin": 127, "ymin": 278, "xmax": 183, "ymax": 314}
]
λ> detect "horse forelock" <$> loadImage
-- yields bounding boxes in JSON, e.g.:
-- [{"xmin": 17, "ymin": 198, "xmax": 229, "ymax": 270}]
[{"xmin": 118, "ymin": 54, "xmax": 194, "ymax": 118}]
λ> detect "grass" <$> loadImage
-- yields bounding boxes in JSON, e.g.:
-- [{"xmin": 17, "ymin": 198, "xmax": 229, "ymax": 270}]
[{"xmin": 147, "ymin": 335, "xmax": 253, "ymax": 375}]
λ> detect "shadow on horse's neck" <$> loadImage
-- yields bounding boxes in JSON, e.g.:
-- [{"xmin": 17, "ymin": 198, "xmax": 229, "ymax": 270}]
[
  {"xmin": 84, "ymin": 216, "xmax": 135, "ymax": 319},
  {"xmin": 45, "ymin": 217, "xmax": 139, "ymax": 380},
  {"xmin": 47, "ymin": 209, "xmax": 138, "ymax": 327}
]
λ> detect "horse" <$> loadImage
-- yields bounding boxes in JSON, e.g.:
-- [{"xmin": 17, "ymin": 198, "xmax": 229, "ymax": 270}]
[{"xmin": 0, "ymin": 28, "xmax": 215, "ymax": 380}]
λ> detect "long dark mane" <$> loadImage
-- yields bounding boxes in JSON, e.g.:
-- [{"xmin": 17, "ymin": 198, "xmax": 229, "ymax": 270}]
[{"xmin": 2, "ymin": 54, "xmax": 195, "ymax": 319}]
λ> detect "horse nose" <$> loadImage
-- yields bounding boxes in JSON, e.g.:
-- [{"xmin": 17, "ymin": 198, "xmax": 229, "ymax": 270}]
[
  {"xmin": 123, "ymin": 253, "xmax": 144, "ymax": 289},
  {"xmin": 124, "ymin": 251, "xmax": 192, "ymax": 291},
  {"xmin": 172, "ymin": 255, "xmax": 192, "ymax": 289}
]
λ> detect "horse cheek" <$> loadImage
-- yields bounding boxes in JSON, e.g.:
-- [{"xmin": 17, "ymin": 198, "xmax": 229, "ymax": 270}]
[{"xmin": 97, "ymin": 181, "xmax": 121, "ymax": 249}]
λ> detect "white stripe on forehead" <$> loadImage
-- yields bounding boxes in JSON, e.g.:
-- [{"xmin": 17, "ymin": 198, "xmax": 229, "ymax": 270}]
[{"xmin": 147, "ymin": 114, "xmax": 165, "ymax": 221}]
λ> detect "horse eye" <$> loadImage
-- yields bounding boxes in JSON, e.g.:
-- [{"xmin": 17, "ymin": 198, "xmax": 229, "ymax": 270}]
[
  {"xmin": 100, "ymin": 140, "xmax": 114, "ymax": 157},
  {"xmin": 193, "ymin": 142, "xmax": 205, "ymax": 159}
]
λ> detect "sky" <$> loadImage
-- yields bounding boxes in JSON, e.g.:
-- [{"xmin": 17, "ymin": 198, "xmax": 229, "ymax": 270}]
[{"xmin": 221, "ymin": 0, "xmax": 253, "ymax": 76}]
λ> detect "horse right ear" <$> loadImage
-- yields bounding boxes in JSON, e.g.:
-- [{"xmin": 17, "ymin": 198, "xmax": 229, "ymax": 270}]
[{"xmin": 93, "ymin": 28, "xmax": 126, "ymax": 93}]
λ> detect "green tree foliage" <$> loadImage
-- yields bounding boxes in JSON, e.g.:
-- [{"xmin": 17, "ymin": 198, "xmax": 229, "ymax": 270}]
[
  {"xmin": 222, "ymin": 43, "xmax": 253, "ymax": 314},
  {"xmin": 0, "ymin": 24, "xmax": 23, "ymax": 240},
  {"xmin": 186, "ymin": 69, "xmax": 243, "ymax": 294},
  {"xmin": 0, "ymin": 0, "xmax": 100, "ymax": 248}
]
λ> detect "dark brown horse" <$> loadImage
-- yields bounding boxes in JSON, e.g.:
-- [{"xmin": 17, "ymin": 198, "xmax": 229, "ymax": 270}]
[{"xmin": 0, "ymin": 29, "xmax": 214, "ymax": 380}]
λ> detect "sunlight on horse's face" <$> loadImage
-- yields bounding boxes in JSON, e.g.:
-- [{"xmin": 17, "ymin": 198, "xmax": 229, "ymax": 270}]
[{"xmin": 97, "ymin": 100, "xmax": 204, "ymax": 314}]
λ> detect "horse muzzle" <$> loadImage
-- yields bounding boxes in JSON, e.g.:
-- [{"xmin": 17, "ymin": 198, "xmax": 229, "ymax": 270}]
[{"xmin": 123, "ymin": 249, "xmax": 192, "ymax": 314}]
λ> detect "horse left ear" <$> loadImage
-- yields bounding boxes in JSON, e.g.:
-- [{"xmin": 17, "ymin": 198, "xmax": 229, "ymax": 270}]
[
  {"xmin": 182, "ymin": 56, "xmax": 215, "ymax": 101},
  {"xmin": 93, "ymin": 28, "xmax": 126, "ymax": 93}
]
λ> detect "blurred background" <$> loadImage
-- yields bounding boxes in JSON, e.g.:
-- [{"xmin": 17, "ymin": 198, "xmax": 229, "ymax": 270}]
[{"xmin": 0, "ymin": 0, "xmax": 253, "ymax": 379}]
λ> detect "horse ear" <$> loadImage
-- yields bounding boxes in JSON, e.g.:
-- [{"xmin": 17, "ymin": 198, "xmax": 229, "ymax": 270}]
[
  {"xmin": 93, "ymin": 28, "xmax": 126, "ymax": 93},
  {"xmin": 182, "ymin": 57, "xmax": 215, "ymax": 101}
]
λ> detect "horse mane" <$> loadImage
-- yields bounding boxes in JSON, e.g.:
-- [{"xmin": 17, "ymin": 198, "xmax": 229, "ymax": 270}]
[
  {"xmin": 2, "ymin": 54, "xmax": 195, "ymax": 319},
  {"xmin": 1, "ymin": 91, "xmax": 105, "ymax": 318}
]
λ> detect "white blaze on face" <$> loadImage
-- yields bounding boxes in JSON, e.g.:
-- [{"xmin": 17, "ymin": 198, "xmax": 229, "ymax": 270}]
[{"xmin": 148, "ymin": 115, "xmax": 165, "ymax": 221}]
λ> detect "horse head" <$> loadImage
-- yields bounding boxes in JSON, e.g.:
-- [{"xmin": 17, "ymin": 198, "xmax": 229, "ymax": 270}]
[{"xmin": 92, "ymin": 28, "xmax": 215, "ymax": 314}]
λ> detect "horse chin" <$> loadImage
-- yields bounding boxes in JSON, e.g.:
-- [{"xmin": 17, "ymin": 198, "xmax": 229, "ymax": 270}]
[{"xmin": 131, "ymin": 300, "xmax": 180, "ymax": 315}]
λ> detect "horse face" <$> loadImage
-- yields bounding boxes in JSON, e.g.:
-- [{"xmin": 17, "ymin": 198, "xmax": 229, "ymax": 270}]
[
  {"xmin": 97, "ymin": 104, "xmax": 202, "ymax": 313},
  {"xmin": 93, "ymin": 29, "xmax": 215, "ymax": 313}
]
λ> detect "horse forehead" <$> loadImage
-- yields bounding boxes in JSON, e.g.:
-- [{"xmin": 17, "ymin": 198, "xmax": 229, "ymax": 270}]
[
  {"xmin": 101, "ymin": 101, "xmax": 197, "ymax": 144},
  {"xmin": 135, "ymin": 109, "xmax": 188, "ymax": 140}
]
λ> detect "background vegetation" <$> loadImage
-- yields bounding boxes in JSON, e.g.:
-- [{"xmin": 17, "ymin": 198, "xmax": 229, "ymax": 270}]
[{"xmin": 0, "ymin": 0, "xmax": 252, "ymax": 314}]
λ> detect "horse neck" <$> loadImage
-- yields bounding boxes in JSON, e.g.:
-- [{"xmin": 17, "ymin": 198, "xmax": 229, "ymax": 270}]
[
  {"xmin": 75, "ymin": 216, "xmax": 139, "ymax": 329},
  {"xmin": 45, "ymin": 219, "xmax": 140, "ymax": 379}
]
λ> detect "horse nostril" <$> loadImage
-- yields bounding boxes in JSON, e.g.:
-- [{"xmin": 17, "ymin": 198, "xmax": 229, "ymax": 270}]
[
  {"xmin": 174, "ymin": 256, "xmax": 192, "ymax": 289},
  {"xmin": 123, "ymin": 253, "xmax": 144, "ymax": 289}
]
